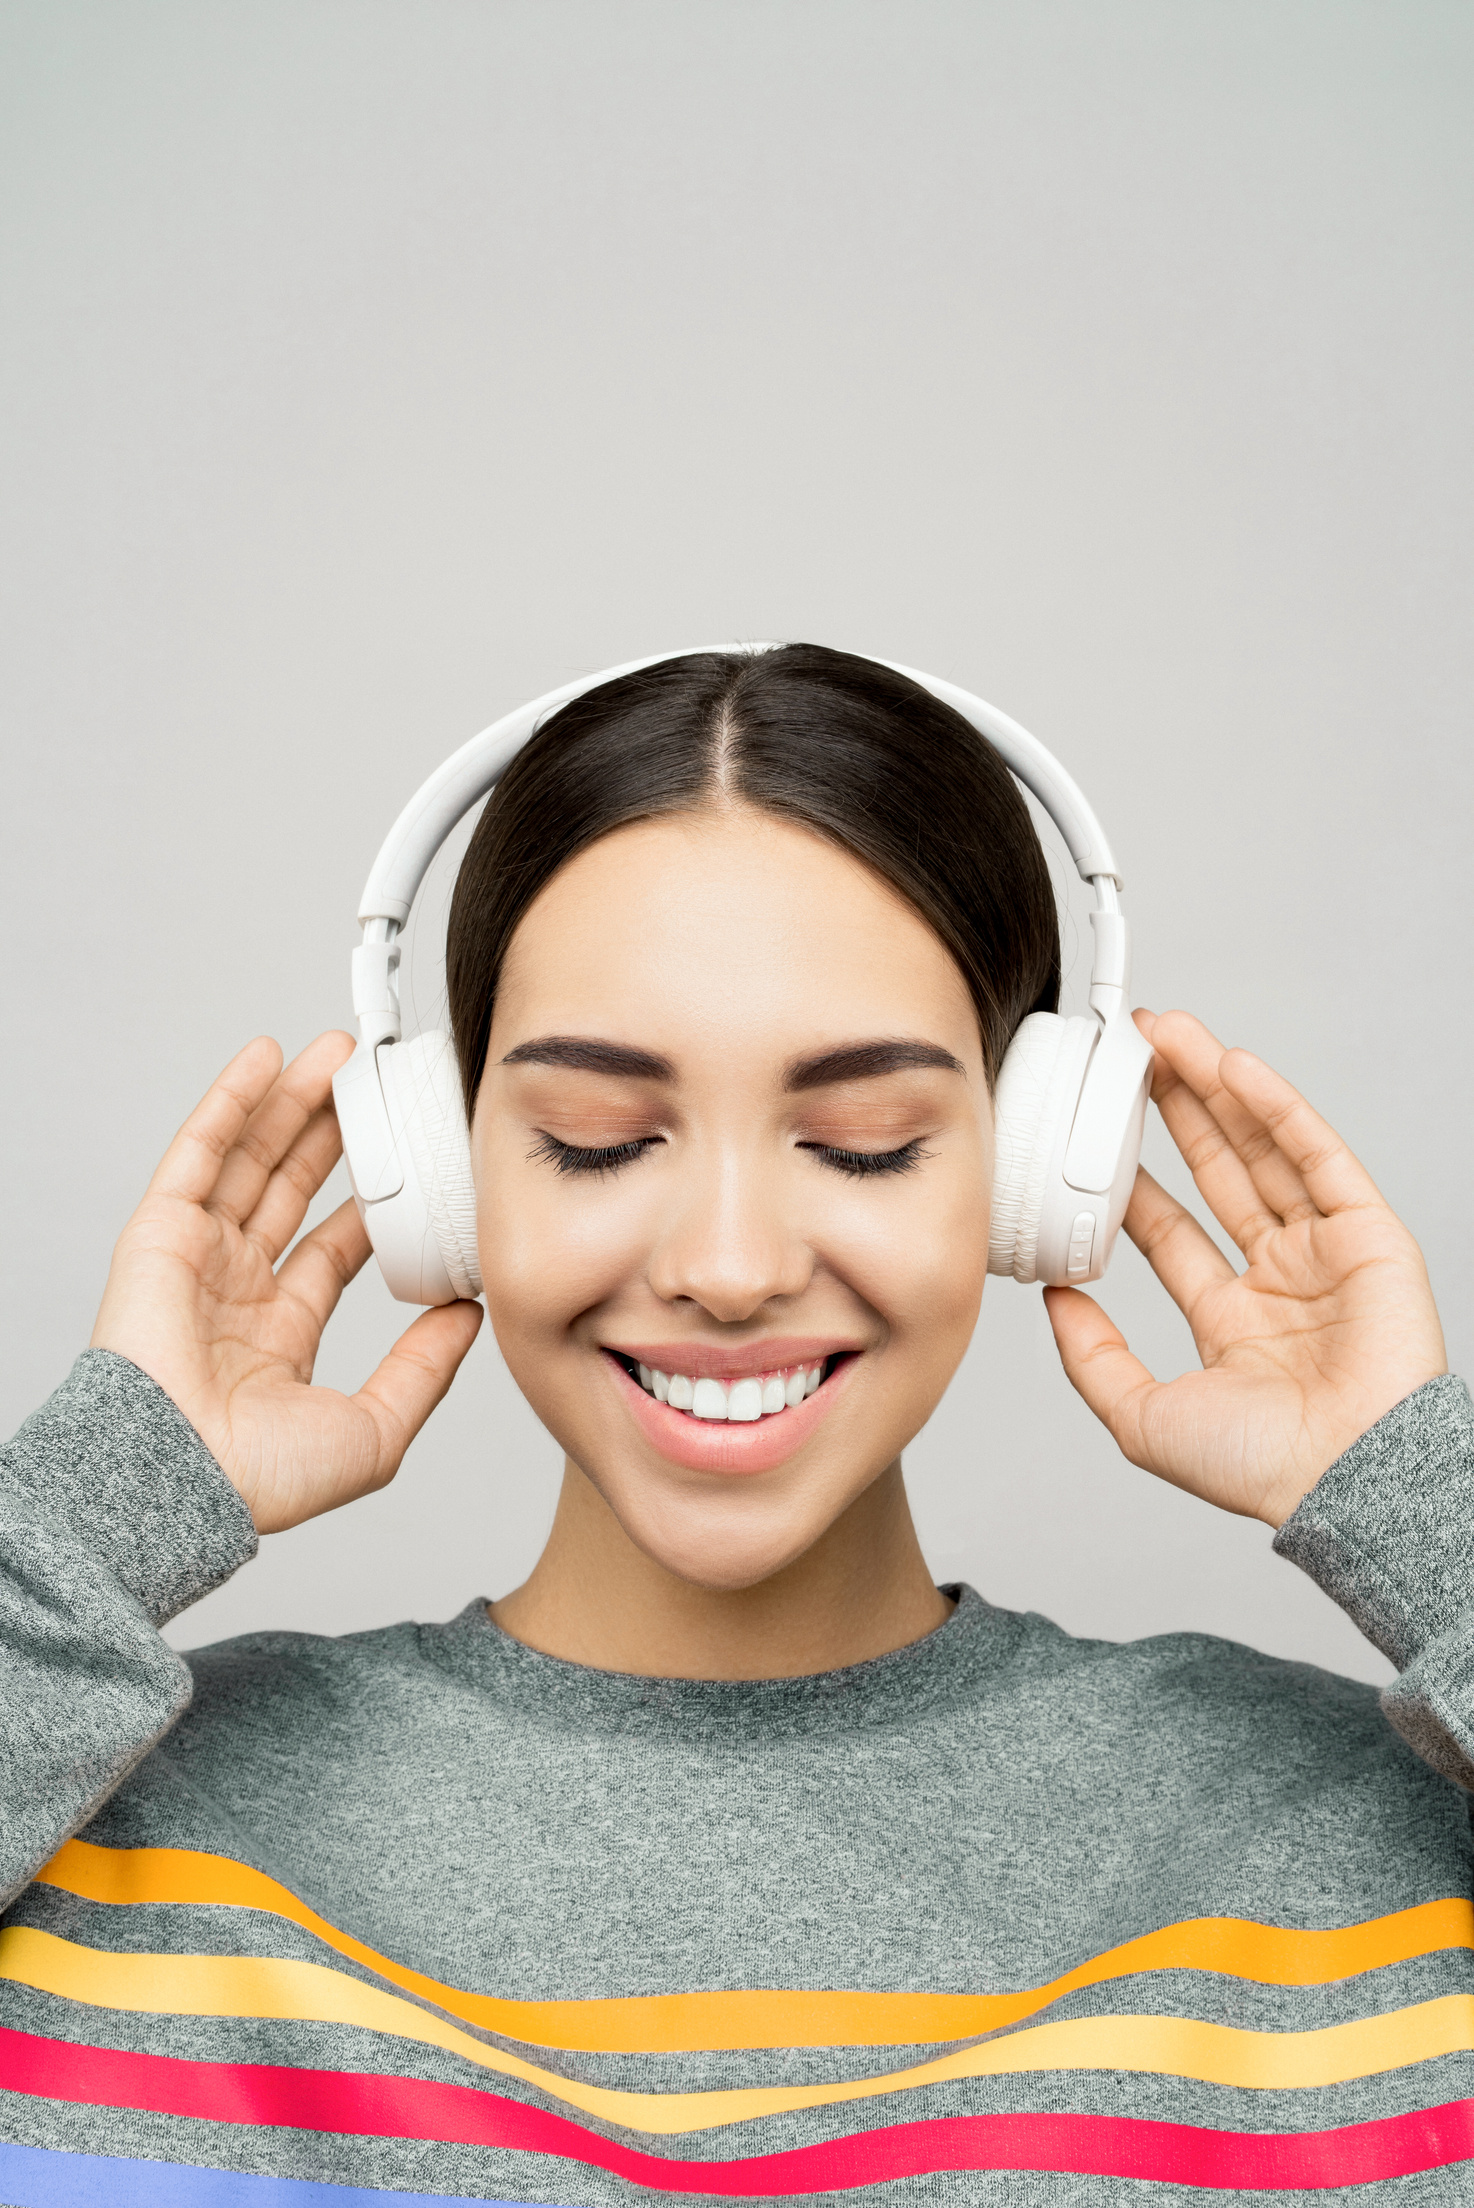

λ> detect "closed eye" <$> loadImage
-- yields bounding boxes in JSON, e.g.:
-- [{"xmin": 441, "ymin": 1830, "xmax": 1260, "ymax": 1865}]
[
  {"xmin": 529, "ymin": 1131, "xmax": 665, "ymax": 1178},
  {"xmin": 530, "ymin": 1132, "xmax": 929, "ymax": 1180},
  {"xmin": 798, "ymin": 1138, "xmax": 931, "ymax": 1179}
]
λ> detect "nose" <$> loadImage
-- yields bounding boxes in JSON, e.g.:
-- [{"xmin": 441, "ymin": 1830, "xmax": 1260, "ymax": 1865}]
[{"xmin": 646, "ymin": 1144, "xmax": 815, "ymax": 1324}]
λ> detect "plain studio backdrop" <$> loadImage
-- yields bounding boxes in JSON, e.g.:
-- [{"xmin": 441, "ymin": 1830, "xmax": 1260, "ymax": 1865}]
[{"xmin": 3, "ymin": 2, "xmax": 1470, "ymax": 1681}]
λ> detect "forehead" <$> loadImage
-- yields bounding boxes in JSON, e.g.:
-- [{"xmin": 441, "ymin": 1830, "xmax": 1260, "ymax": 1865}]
[{"xmin": 490, "ymin": 806, "xmax": 979, "ymax": 1056}]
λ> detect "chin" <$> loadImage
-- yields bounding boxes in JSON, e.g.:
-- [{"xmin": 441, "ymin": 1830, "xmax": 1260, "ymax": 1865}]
[
  {"xmin": 637, "ymin": 1536, "xmax": 824, "ymax": 1596},
  {"xmin": 597, "ymin": 1476, "xmax": 841, "ymax": 1594}
]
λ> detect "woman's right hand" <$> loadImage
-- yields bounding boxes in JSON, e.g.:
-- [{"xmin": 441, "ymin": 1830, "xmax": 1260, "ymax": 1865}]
[{"xmin": 90, "ymin": 1032, "xmax": 483, "ymax": 1533}]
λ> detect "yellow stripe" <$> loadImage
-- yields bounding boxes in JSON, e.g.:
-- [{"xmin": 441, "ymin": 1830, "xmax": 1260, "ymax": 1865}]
[
  {"xmin": 4, "ymin": 1926, "xmax": 1472, "ymax": 2135},
  {"xmin": 33, "ymin": 1841, "xmax": 1474, "ymax": 2055}
]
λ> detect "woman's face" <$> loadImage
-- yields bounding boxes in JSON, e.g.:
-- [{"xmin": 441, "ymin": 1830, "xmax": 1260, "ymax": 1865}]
[{"xmin": 473, "ymin": 806, "xmax": 991, "ymax": 1591}]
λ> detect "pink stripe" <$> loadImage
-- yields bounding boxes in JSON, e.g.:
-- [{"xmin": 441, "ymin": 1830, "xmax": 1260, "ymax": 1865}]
[{"xmin": 2, "ymin": 2027, "xmax": 1472, "ymax": 2192}]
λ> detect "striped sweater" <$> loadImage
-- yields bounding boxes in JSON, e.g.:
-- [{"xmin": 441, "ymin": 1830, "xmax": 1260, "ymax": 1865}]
[{"xmin": 2, "ymin": 1350, "xmax": 1474, "ymax": 2205}]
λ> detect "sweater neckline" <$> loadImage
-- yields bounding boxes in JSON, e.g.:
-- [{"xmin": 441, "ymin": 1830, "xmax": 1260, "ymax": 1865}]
[{"xmin": 415, "ymin": 1583, "xmax": 1023, "ymax": 1739}]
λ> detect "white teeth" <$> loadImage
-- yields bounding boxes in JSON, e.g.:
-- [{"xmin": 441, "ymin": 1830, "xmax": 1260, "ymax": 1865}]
[
  {"xmin": 630, "ymin": 1358, "xmax": 833, "ymax": 1420},
  {"xmin": 728, "ymin": 1377, "xmax": 764, "ymax": 1422}
]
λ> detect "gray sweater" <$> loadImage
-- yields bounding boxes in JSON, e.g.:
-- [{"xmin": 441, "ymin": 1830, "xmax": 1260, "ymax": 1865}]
[{"xmin": 2, "ymin": 1351, "xmax": 1474, "ymax": 2207}]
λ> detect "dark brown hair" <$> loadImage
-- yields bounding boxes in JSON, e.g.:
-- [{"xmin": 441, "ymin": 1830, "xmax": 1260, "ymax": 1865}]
[{"xmin": 446, "ymin": 644, "xmax": 1060, "ymax": 1112}]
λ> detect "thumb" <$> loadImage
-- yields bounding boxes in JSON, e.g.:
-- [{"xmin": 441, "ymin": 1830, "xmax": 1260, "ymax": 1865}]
[
  {"xmin": 1043, "ymin": 1285, "xmax": 1158, "ymax": 1469},
  {"xmin": 352, "ymin": 1299, "xmax": 485, "ymax": 1479}
]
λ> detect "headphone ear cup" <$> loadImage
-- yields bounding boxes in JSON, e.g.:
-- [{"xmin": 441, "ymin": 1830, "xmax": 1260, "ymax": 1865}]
[
  {"xmin": 377, "ymin": 1031, "xmax": 481, "ymax": 1299},
  {"xmin": 988, "ymin": 1012, "xmax": 1094, "ymax": 1284}
]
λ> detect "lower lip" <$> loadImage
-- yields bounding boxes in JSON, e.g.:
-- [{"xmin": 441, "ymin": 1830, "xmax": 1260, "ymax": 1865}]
[{"xmin": 602, "ymin": 1351, "xmax": 856, "ymax": 1476}]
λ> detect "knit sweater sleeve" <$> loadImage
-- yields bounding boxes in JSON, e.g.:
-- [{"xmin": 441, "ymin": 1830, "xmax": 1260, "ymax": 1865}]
[
  {"xmin": 0, "ymin": 1349, "xmax": 258, "ymax": 1906},
  {"xmin": 1275, "ymin": 1374, "xmax": 1474, "ymax": 1790}
]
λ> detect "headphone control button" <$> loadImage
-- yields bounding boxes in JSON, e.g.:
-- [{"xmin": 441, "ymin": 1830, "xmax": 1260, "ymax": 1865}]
[{"xmin": 1066, "ymin": 1210, "xmax": 1097, "ymax": 1280}]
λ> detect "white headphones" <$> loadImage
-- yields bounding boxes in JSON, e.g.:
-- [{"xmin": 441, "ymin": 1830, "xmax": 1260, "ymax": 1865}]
[{"xmin": 333, "ymin": 647, "xmax": 1153, "ymax": 1304}]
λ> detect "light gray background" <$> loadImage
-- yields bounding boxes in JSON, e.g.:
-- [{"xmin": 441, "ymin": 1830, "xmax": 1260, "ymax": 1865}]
[{"xmin": 4, "ymin": 2, "xmax": 1470, "ymax": 1681}]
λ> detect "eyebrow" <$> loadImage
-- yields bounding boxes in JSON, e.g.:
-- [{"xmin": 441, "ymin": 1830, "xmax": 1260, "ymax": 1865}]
[
  {"xmin": 500, "ymin": 1036, "xmax": 676, "ymax": 1080},
  {"xmin": 785, "ymin": 1040, "xmax": 966, "ymax": 1090},
  {"xmin": 498, "ymin": 1035, "xmax": 965, "ymax": 1087}
]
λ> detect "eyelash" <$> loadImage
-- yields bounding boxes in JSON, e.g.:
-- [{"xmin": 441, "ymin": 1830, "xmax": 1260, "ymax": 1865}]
[
  {"xmin": 529, "ymin": 1132, "xmax": 930, "ymax": 1181},
  {"xmin": 797, "ymin": 1139, "xmax": 931, "ymax": 1179},
  {"xmin": 529, "ymin": 1132, "xmax": 664, "ymax": 1178}
]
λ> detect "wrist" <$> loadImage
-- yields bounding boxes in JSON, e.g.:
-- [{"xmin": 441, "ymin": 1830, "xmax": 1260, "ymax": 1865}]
[
  {"xmin": 5, "ymin": 1349, "xmax": 259, "ymax": 1625},
  {"xmin": 1274, "ymin": 1374, "xmax": 1472, "ymax": 1669},
  {"xmin": 1259, "ymin": 1362, "xmax": 1452, "ymax": 1531}
]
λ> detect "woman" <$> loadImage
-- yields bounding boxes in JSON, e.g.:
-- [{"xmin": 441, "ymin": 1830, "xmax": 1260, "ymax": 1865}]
[{"xmin": 0, "ymin": 645, "xmax": 1467, "ymax": 2206}]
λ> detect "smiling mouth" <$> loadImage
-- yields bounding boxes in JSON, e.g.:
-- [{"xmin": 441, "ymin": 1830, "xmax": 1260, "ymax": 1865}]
[{"xmin": 607, "ymin": 1354, "xmax": 842, "ymax": 1423}]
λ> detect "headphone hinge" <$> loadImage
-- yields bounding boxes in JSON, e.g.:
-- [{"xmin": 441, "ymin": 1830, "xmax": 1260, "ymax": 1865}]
[
  {"xmin": 352, "ymin": 933, "xmax": 403, "ymax": 1048},
  {"xmin": 1086, "ymin": 907, "xmax": 1130, "ymax": 1022}
]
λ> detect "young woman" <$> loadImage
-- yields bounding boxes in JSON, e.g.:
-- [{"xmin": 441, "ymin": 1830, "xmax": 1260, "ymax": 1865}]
[{"xmin": 0, "ymin": 645, "xmax": 1467, "ymax": 2207}]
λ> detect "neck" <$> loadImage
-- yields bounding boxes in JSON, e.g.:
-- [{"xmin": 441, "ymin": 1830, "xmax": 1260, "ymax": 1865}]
[{"xmin": 490, "ymin": 1458, "xmax": 953, "ymax": 1680}]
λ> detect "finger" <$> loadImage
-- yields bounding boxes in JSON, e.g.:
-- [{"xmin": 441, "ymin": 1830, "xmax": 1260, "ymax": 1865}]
[
  {"xmin": 210, "ymin": 1030, "xmax": 356, "ymax": 1228},
  {"xmin": 1152, "ymin": 1061, "xmax": 1295, "ymax": 1252},
  {"xmin": 1217, "ymin": 1046, "xmax": 1385, "ymax": 1217},
  {"xmin": 1124, "ymin": 1167, "xmax": 1237, "ymax": 1317},
  {"xmin": 275, "ymin": 1197, "xmax": 373, "ymax": 1331},
  {"xmin": 349, "ymin": 1300, "xmax": 485, "ymax": 1485},
  {"xmin": 1151, "ymin": 1010, "xmax": 1316, "ymax": 1239},
  {"xmin": 147, "ymin": 1038, "xmax": 284, "ymax": 1207},
  {"xmin": 1043, "ymin": 1286, "xmax": 1163, "ymax": 1471},
  {"xmin": 242, "ymin": 1102, "xmax": 345, "ymax": 1265}
]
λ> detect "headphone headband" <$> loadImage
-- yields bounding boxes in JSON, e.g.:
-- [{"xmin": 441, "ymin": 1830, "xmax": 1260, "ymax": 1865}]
[
  {"xmin": 349, "ymin": 645, "xmax": 1130, "ymax": 1049},
  {"xmin": 356, "ymin": 644, "xmax": 1122, "ymax": 928}
]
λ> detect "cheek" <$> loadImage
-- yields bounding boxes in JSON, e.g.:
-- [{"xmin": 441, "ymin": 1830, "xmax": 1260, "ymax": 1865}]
[
  {"xmin": 845, "ymin": 1193, "xmax": 986, "ymax": 1337},
  {"xmin": 809, "ymin": 1138, "xmax": 992, "ymax": 1354},
  {"xmin": 473, "ymin": 1126, "xmax": 653, "ymax": 1334}
]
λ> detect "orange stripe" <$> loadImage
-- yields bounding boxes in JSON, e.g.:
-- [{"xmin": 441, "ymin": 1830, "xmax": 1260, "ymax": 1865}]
[{"xmin": 33, "ymin": 1841, "xmax": 1474, "ymax": 2055}]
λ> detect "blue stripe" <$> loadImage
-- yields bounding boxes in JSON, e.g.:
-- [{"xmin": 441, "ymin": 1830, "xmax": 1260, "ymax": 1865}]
[{"xmin": 0, "ymin": 2141, "xmax": 553, "ymax": 2208}]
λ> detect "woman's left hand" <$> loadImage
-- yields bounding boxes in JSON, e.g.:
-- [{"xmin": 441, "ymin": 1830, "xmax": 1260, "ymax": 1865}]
[{"xmin": 1045, "ymin": 1009, "xmax": 1448, "ymax": 1528}]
